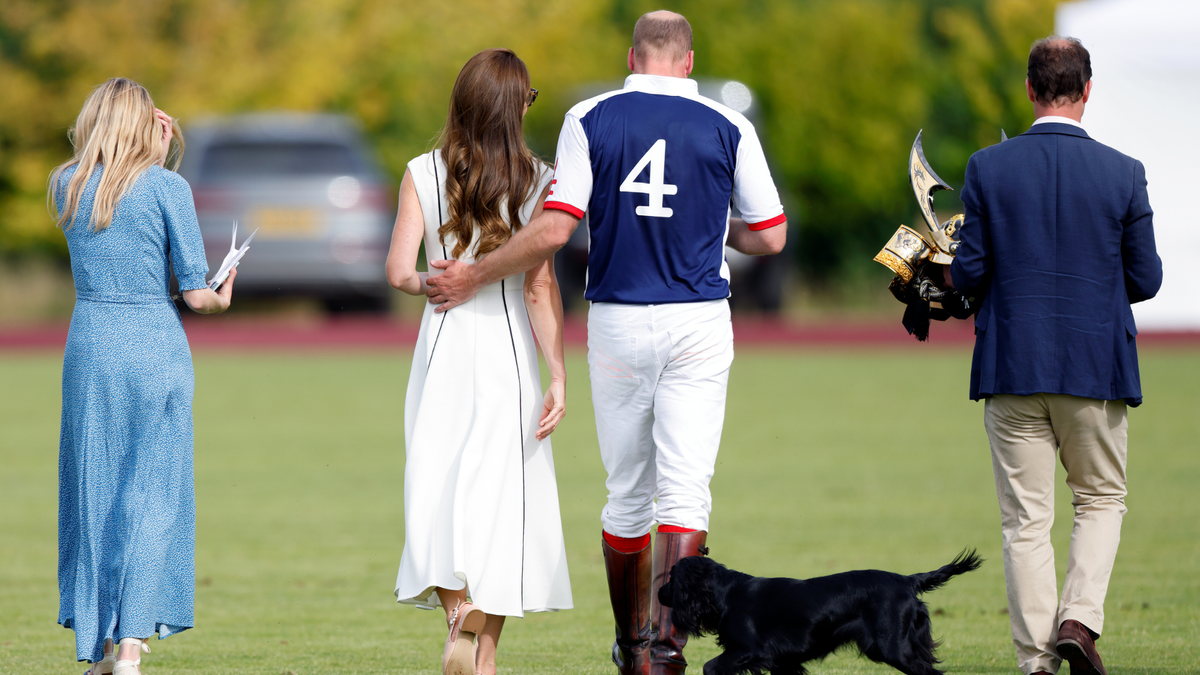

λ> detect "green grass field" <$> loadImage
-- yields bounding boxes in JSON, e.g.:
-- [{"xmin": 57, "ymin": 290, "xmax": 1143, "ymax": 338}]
[{"xmin": 2, "ymin": 347, "xmax": 1198, "ymax": 674}]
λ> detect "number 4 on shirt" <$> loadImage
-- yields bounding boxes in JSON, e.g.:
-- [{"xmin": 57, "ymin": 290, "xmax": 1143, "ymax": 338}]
[{"xmin": 620, "ymin": 139, "xmax": 678, "ymax": 218}]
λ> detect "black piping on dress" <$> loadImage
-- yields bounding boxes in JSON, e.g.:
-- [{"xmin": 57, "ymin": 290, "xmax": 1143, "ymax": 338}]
[
  {"xmin": 427, "ymin": 154, "xmax": 450, "ymax": 369},
  {"xmin": 500, "ymin": 278, "xmax": 527, "ymax": 605}
]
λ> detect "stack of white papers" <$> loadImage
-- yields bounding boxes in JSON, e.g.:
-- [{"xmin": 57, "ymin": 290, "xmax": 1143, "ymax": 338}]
[{"xmin": 208, "ymin": 222, "xmax": 257, "ymax": 290}]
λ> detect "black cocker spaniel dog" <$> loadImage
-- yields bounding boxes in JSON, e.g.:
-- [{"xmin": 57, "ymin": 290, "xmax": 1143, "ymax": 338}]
[{"xmin": 657, "ymin": 550, "xmax": 983, "ymax": 675}]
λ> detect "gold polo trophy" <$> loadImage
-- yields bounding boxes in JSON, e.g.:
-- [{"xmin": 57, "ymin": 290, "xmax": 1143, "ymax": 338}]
[{"xmin": 875, "ymin": 130, "xmax": 976, "ymax": 340}]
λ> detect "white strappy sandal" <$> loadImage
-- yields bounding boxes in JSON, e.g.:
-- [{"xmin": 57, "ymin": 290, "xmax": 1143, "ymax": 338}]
[
  {"xmin": 113, "ymin": 638, "xmax": 149, "ymax": 675},
  {"xmin": 84, "ymin": 639, "xmax": 115, "ymax": 675}
]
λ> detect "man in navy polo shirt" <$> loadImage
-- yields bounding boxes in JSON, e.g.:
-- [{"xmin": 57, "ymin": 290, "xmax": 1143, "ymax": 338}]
[{"xmin": 426, "ymin": 11, "xmax": 787, "ymax": 675}]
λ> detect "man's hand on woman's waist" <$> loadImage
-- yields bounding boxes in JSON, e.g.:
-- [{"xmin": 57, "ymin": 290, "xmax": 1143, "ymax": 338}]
[{"xmin": 426, "ymin": 259, "xmax": 483, "ymax": 313}]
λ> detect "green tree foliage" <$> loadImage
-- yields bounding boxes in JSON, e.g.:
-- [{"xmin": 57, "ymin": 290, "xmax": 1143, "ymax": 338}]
[
  {"xmin": 0, "ymin": 0, "xmax": 1058, "ymax": 281},
  {"xmin": 0, "ymin": 0, "xmax": 627, "ymax": 257},
  {"xmin": 681, "ymin": 0, "xmax": 1059, "ymax": 280}
]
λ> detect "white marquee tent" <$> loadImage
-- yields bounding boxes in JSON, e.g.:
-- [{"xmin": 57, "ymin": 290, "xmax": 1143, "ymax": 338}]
[{"xmin": 1057, "ymin": 0, "xmax": 1200, "ymax": 329}]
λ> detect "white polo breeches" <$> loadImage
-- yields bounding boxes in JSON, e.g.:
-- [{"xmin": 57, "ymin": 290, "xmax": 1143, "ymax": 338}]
[{"xmin": 587, "ymin": 299, "xmax": 734, "ymax": 537}]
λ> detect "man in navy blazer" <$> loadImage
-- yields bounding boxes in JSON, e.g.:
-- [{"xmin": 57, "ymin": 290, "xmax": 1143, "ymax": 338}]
[{"xmin": 947, "ymin": 37, "xmax": 1160, "ymax": 675}]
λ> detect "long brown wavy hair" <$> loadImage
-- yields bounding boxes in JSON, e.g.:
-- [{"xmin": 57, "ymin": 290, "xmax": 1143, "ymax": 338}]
[
  {"xmin": 438, "ymin": 49, "xmax": 543, "ymax": 259},
  {"xmin": 50, "ymin": 77, "xmax": 183, "ymax": 231}
]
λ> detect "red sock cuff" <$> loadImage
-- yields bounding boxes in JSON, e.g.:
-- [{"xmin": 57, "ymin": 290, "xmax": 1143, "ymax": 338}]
[
  {"xmin": 657, "ymin": 525, "xmax": 698, "ymax": 534},
  {"xmin": 603, "ymin": 530, "xmax": 651, "ymax": 553}
]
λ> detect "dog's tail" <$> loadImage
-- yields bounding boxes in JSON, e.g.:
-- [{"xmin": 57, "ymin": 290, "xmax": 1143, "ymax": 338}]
[{"xmin": 909, "ymin": 549, "xmax": 983, "ymax": 595}]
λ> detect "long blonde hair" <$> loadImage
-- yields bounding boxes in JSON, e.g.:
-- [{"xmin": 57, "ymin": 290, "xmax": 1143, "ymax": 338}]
[
  {"xmin": 438, "ymin": 49, "xmax": 543, "ymax": 260},
  {"xmin": 49, "ymin": 77, "xmax": 184, "ymax": 231}
]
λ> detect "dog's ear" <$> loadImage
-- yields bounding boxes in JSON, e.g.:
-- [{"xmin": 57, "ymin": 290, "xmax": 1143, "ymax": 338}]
[{"xmin": 666, "ymin": 556, "xmax": 721, "ymax": 637}]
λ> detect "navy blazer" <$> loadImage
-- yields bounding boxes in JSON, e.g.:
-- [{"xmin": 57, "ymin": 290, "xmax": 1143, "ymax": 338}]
[{"xmin": 949, "ymin": 122, "xmax": 1162, "ymax": 406}]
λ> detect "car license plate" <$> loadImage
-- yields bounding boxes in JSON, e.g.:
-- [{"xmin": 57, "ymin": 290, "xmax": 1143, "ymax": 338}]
[{"xmin": 251, "ymin": 207, "xmax": 321, "ymax": 238}]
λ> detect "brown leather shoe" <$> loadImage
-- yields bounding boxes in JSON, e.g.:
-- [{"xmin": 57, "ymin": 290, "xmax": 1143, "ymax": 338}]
[
  {"xmin": 603, "ymin": 534, "xmax": 653, "ymax": 675},
  {"xmin": 1056, "ymin": 619, "xmax": 1107, "ymax": 675},
  {"xmin": 650, "ymin": 529, "xmax": 708, "ymax": 675}
]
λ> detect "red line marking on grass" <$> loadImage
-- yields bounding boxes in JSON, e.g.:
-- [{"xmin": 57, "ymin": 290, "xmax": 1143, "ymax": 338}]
[{"xmin": 3, "ymin": 317, "xmax": 1198, "ymax": 351}]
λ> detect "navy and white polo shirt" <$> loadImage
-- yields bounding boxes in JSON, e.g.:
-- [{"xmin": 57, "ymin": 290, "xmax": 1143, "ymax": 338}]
[{"xmin": 544, "ymin": 74, "xmax": 786, "ymax": 305}]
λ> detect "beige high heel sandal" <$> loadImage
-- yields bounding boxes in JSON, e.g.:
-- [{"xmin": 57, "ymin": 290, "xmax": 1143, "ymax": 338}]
[
  {"xmin": 113, "ymin": 638, "xmax": 149, "ymax": 675},
  {"xmin": 84, "ymin": 639, "xmax": 115, "ymax": 675},
  {"xmin": 442, "ymin": 601, "xmax": 484, "ymax": 675}
]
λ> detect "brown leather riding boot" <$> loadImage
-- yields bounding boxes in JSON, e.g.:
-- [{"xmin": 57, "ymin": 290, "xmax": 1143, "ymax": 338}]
[
  {"xmin": 603, "ymin": 534, "xmax": 653, "ymax": 675},
  {"xmin": 650, "ymin": 529, "xmax": 709, "ymax": 675}
]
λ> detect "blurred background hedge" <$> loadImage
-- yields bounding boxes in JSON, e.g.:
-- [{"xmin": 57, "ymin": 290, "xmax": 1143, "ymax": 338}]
[{"xmin": 0, "ymin": 0, "xmax": 1057, "ymax": 285}]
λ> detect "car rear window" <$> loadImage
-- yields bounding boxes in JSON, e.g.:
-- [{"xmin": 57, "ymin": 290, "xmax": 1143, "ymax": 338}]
[{"xmin": 199, "ymin": 142, "xmax": 360, "ymax": 182}]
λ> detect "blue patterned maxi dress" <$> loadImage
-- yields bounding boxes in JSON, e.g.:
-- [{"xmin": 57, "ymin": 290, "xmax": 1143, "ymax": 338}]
[{"xmin": 56, "ymin": 164, "xmax": 210, "ymax": 663}]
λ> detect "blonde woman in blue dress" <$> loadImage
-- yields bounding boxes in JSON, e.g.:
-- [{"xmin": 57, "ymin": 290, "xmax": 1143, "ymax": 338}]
[
  {"xmin": 386, "ymin": 49, "xmax": 572, "ymax": 675},
  {"xmin": 52, "ymin": 78, "xmax": 235, "ymax": 675}
]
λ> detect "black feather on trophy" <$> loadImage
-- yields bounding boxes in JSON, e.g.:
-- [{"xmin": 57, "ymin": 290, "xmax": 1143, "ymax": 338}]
[{"xmin": 874, "ymin": 130, "xmax": 982, "ymax": 341}]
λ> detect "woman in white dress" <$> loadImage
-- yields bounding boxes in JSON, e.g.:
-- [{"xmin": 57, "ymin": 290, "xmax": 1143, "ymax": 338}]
[{"xmin": 385, "ymin": 48, "xmax": 572, "ymax": 675}]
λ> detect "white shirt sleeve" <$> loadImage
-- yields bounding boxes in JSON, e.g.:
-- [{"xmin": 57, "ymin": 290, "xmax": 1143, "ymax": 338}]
[
  {"xmin": 732, "ymin": 126, "xmax": 786, "ymax": 230},
  {"xmin": 544, "ymin": 113, "xmax": 592, "ymax": 219}
]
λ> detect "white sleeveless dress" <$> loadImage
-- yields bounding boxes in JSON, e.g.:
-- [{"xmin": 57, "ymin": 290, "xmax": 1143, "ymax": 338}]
[{"xmin": 394, "ymin": 150, "xmax": 573, "ymax": 617}]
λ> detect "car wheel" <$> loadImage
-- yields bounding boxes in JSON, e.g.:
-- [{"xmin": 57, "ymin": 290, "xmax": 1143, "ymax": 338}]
[{"xmin": 323, "ymin": 295, "xmax": 390, "ymax": 314}]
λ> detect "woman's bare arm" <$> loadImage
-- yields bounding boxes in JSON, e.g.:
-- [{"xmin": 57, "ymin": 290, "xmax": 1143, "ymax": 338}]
[
  {"xmin": 523, "ymin": 186, "xmax": 566, "ymax": 440},
  {"xmin": 182, "ymin": 267, "xmax": 235, "ymax": 314},
  {"xmin": 385, "ymin": 169, "xmax": 429, "ymax": 296}
]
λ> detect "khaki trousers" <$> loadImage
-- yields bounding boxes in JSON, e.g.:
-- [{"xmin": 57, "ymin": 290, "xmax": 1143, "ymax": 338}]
[{"xmin": 984, "ymin": 394, "xmax": 1128, "ymax": 675}]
